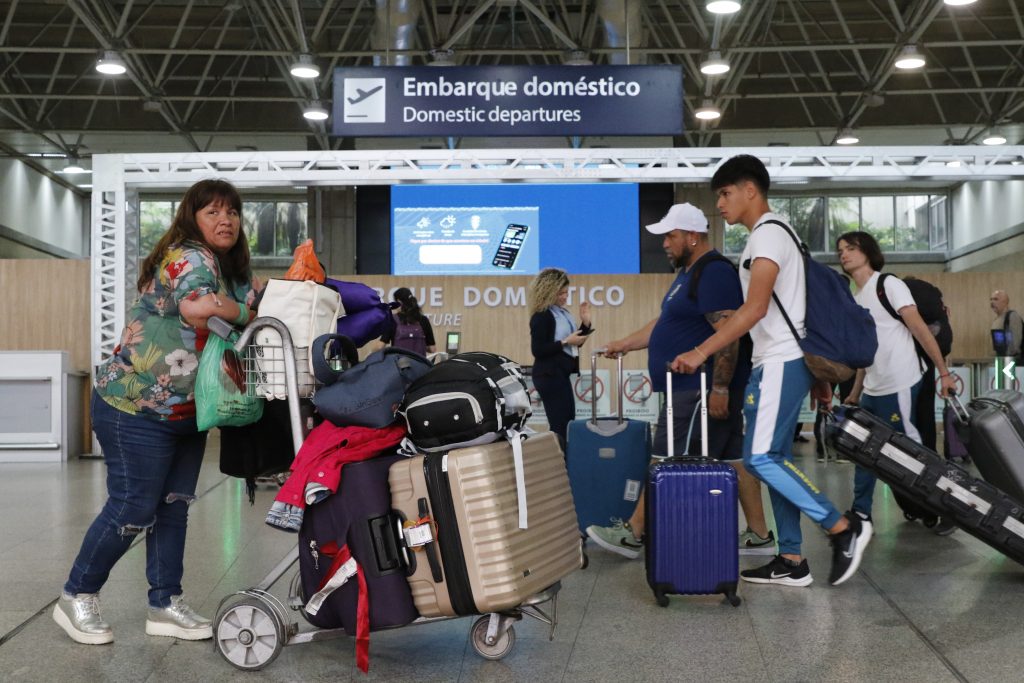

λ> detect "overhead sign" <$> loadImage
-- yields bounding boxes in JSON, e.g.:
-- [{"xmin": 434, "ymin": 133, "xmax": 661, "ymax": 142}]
[{"xmin": 332, "ymin": 65, "xmax": 684, "ymax": 137}]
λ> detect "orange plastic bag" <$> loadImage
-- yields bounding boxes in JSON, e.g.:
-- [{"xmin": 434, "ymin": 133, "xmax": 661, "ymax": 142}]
[{"xmin": 284, "ymin": 239, "xmax": 325, "ymax": 283}]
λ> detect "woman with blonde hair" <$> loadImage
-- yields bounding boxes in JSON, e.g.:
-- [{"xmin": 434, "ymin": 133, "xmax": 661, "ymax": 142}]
[{"xmin": 528, "ymin": 268, "xmax": 592, "ymax": 449}]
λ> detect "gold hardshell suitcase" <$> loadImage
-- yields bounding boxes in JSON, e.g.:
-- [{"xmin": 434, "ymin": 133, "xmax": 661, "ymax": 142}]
[{"xmin": 388, "ymin": 431, "xmax": 583, "ymax": 617}]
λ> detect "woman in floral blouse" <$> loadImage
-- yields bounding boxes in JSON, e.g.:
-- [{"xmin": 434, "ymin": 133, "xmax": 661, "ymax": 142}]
[{"xmin": 54, "ymin": 179, "xmax": 259, "ymax": 646}]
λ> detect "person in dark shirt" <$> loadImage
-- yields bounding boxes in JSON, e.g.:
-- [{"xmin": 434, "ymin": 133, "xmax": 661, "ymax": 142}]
[{"xmin": 382, "ymin": 287, "xmax": 436, "ymax": 357}]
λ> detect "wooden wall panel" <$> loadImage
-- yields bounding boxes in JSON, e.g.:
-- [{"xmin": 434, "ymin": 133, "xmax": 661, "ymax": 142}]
[
  {"xmin": 0, "ymin": 259, "xmax": 91, "ymax": 371},
  {"xmin": 895, "ymin": 271, "xmax": 1024, "ymax": 362},
  {"xmin": 1, "ymin": 260, "xmax": 1020, "ymax": 383}
]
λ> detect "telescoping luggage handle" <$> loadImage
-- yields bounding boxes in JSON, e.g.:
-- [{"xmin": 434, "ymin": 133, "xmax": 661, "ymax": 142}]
[
  {"xmin": 665, "ymin": 362, "xmax": 708, "ymax": 459},
  {"xmin": 946, "ymin": 389, "xmax": 970, "ymax": 425},
  {"xmin": 590, "ymin": 349, "xmax": 625, "ymax": 425}
]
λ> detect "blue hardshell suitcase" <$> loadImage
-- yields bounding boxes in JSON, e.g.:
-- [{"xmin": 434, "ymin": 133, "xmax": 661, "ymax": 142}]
[
  {"xmin": 566, "ymin": 352, "xmax": 651, "ymax": 533},
  {"xmin": 645, "ymin": 368, "xmax": 741, "ymax": 607}
]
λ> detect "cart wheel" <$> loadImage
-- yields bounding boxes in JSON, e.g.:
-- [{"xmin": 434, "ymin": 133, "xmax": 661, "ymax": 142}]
[
  {"xmin": 215, "ymin": 597, "xmax": 285, "ymax": 671},
  {"xmin": 922, "ymin": 516, "xmax": 939, "ymax": 529},
  {"xmin": 470, "ymin": 616, "xmax": 516, "ymax": 661},
  {"xmin": 653, "ymin": 590, "xmax": 669, "ymax": 608},
  {"xmin": 903, "ymin": 512, "xmax": 918, "ymax": 522}
]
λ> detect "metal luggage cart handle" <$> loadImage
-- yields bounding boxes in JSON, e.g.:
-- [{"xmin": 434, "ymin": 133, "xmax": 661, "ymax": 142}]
[{"xmin": 222, "ymin": 315, "xmax": 305, "ymax": 458}]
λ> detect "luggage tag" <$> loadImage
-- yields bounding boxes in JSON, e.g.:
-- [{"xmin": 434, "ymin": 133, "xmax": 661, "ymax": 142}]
[{"xmin": 402, "ymin": 516, "xmax": 435, "ymax": 548}]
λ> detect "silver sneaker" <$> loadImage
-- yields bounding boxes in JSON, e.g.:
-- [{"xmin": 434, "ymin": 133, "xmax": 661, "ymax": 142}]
[
  {"xmin": 145, "ymin": 595, "xmax": 213, "ymax": 640},
  {"xmin": 52, "ymin": 592, "xmax": 114, "ymax": 645}
]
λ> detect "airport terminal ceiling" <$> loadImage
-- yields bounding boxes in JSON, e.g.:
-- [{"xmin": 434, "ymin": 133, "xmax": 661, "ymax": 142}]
[{"xmin": 1, "ymin": 0, "xmax": 1023, "ymax": 184}]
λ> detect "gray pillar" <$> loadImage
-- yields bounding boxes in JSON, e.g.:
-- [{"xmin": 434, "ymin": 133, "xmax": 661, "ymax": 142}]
[{"xmin": 313, "ymin": 187, "xmax": 358, "ymax": 275}]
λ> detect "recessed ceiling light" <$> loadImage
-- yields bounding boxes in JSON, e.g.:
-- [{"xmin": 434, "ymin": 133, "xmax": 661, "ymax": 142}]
[
  {"xmin": 945, "ymin": 160, "xmax": 962, "ymax": 168},
  {"xmin": 706, "ymin": 1, "xmax": 741, "ymax": 14},
  {"xmin": 700, "ymin": 51, "xmax": 730, "ymax": 75},
  {"xmin": 302, "ymin": 102, "xmax": 329, "ymax": 121},
  {"xmin": 894, "ymin": 45, "xmax": 926, "ymax": 70},
  {"xmin": 289, "ymin": 54, "xmax": 320, "ymax": 79},
  {"xmin": 95, "ymin": 50, "xmax": 127, "ymax": 75},
  {"xmin": 694, "ymin": 100, "xmax": 722, "ymax": 120},
  {"xmin": 835, "ymin": 128, "xmax": 859, "ymax": 145}
]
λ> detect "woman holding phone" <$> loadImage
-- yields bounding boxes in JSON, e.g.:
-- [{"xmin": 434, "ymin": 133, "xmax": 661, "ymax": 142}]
[{"xmin": 527, "ymin": 268, "xmax": 592, "ymax": 450}]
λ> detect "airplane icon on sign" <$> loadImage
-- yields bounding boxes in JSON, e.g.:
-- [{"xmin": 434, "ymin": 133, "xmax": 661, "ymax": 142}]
[{"xmin": 347, "ymin": 85, "xmax": 383, "ymax": 105}]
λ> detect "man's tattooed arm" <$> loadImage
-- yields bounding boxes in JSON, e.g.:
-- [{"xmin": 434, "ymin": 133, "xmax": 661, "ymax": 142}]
[{"xmin": 706, "ymin": 309, "xmax": 739, "ymax": 388}]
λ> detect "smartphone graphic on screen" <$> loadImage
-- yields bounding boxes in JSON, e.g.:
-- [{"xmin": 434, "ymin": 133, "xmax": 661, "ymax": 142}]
[{"xmin": 491, "ymin": 224, "xmax": 529, "ymax": 269}]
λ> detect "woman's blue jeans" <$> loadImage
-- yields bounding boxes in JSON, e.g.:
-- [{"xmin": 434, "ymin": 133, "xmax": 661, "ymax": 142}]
[{"xmin": 64, "ymin": 392, "xmax": 207, "ymax": 608}]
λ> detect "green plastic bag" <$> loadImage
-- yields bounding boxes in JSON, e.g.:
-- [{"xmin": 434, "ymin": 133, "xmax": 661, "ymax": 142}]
[{"xmin": 195, "ymin": 333, "xmax": 263, "ymax": 431}]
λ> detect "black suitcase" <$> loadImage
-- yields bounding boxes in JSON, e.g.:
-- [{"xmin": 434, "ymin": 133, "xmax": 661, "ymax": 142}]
[
  {"xmin": 960, "ymin": 391, "xmax": 1024, "ymax": 502},
  {"xmin": 827, "ymin": 406, "xmax": 1024, "ymax": 566},
  {"xmin": 297, "ymin": 453, "xmax": 418, "ymax": 632}
]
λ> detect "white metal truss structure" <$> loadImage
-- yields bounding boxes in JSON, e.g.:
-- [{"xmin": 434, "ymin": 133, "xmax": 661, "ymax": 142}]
[{"xmin": 90, "ymin": 145, "xmax": 1024, "ymax": 368}]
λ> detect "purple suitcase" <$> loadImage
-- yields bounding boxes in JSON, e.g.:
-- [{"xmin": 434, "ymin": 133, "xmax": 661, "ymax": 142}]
[
  {"xmin": 645, "ymin": 367, "xmax": 741, "ymax": 607},
  {"xmin": 297, "ymin": 453, "xmax": 418, "ymax": 632}
]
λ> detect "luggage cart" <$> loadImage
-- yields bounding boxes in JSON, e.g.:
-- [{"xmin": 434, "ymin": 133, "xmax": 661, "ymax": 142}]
[{"xmin": 208, "ymin": 317, "xmax": 563, "ymax": 671}]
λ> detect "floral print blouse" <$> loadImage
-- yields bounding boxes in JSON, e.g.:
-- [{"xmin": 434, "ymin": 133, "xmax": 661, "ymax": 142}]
[{"xmin": 95, "ymin": 240, "xmax": 254, "ymax": 421}]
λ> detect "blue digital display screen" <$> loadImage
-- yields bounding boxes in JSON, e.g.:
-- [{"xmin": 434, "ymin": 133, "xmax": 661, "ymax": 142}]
[{"xmin": 391, "ymin": 183, "xmax": 639, "ymax": 275}]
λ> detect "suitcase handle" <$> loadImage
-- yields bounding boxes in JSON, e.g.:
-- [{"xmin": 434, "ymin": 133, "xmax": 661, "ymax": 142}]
[
  {"xmin": 590, "ymin": 349, "xmax": 624, "ymax": 425},
  {"xmin": 665, "ymin": 362, "xmax": 708, "ymax": 459},
  {"xmin": 946, "ymin": 392, "xmax": 970, "ymax": 425}
]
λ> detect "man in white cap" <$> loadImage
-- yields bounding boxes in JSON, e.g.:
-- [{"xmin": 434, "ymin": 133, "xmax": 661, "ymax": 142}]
[{"xmin": 586, "ymin": 203, "xmax": 775, "ymax": 559}]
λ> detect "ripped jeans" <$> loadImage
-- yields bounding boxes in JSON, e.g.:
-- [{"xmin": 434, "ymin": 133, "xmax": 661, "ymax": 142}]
[{"xmin": 64, "ymin": 392, "xmax": 207, "ymax": 608}]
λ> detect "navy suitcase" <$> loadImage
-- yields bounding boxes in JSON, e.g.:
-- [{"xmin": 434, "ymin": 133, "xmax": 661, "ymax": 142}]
[
  {"xmin": 960, "ymin": 391, "xmax": 1024, "ymax": 502},
  {"xmin": 827, "ymin": 406, "xmax": 1024, "ymax": 566},
  {"xmin": 645, "ymin": 368, "xmax": 741, "ymax": 607},
  {"xmin": 566, "ymin": 352, "xmax": 651, "ymax": 533},
  {"xmin": 298, "ymin": 453, "xmax": 419, "ymax": 632}
]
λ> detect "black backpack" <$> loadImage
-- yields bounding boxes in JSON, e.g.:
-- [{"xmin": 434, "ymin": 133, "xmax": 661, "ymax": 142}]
[
  {"xmin": 876, "ymin": 274, "xmax": 953, "ymax": 358},
  {"xmin": 686, "ymin": 251, "xmax": 754, "ymax": 369},
  {"xmin": 399, "ymin": 352, "xmax": 531, "ymax": 453}
]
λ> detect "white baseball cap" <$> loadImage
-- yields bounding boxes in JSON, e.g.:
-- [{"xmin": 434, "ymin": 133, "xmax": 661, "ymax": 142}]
[{"xmin": 645, "ymin": 203, "xmax": 708, "ymax": 235}]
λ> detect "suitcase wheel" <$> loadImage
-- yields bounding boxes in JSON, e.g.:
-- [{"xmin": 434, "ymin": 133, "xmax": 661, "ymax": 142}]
[
  {"xmin": 921, "ymin": 516, "xmax": 939, "ymax": 529},
  {"xmin": 470, "ymin": 615, "xmax": 516, "ymax": 660},
  {"xmin": 653, "ymin": 589, "xmax": 669, "ymax": 608},
  {"xmin": 215, "ymin": 594, "xmax": 287, "ymax": 671},
  {"xmin": 903, "ymin": 512, "xmax": 919, "ymax": 522}
]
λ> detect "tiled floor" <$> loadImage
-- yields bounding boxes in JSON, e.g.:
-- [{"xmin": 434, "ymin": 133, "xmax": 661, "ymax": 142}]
[{"xmin": 1, "ymin": 436, "xmax": 1021, "ymax": 682}]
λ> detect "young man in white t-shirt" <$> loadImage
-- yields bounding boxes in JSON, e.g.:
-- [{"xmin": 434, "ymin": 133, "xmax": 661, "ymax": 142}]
[
  {"xmin": 672, "ymin": 154, "xmax": 870, "ymax": 588},
  {"xmin": 836, "ymin": 231, "xmax": 957, "ymax": 529}
]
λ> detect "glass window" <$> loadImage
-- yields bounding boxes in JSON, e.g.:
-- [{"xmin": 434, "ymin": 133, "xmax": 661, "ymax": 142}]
[
  {"xmin": 723, "ymin": 221, "xmax": 748, "ymax": 254},
  {"xmin": 142, "ymin": 199, "xmax": 307, "ymax": 258},
  {"xmin": 895, "ymin": 195, "xmax": 929, "ymax": 251},
  {"xmin": 828, "ymin": 196, "xmax": 864, "ymax": 246},
  {"xmin": 928, "ymin": 195, "xmax": 948, "ymax": 249},
  {"xmin": 861, "ymin": 196, "xmax": 897, "ymax": 251},
  {"xmin": 789, "ymin": 197, "xmax": 826, "ymax": 251}
]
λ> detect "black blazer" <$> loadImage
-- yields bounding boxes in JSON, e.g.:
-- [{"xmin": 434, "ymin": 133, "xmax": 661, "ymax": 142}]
[{"xmin": 529, "ymin": 309, "xmax": 591, "ymax": 378}]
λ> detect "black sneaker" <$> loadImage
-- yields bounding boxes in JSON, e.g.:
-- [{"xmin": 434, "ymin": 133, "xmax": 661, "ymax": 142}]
[
  {"xmin": 829, "ymin": 513, "xmax": 873, "ymax": 586},
  {"xmin": 740, "ymin": 555, "xmax": 813, "ymax": 587},
  {"xmin": 933, "ymin": 517, "xmax": 957, "ymax": 536}
]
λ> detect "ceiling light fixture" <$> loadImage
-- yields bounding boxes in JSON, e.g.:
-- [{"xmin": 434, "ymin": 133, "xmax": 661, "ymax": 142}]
[
  {"xmin": 95, "ymin": 50, "xmax": 127, "ymax": 75},
  {"xmin": 289, "ymin": 54, "xmax": 321, "ymax": 79},
  {"xmin": 429, "ymin": 48, "xmax": 456, "ymax": 67},
  {"xmin": 943, "ymin": 0, "xmax": 977, "ymax": 6},
  {"xmin": 564, "ymin": 50, "xmax": 592, "ymax": 66},
  {"xmin": 694, "ymin": 100, "xmax": 722, "ymax": 120},
  {"xmin": 835, "ymin": 128, "xmax": 860, "ymax": 145},
  {"xmin": 945, "ymin": 160, "xmax": 962, "ymax": 168},
  {"xmin": 706, "ymin": 1, "xmax": 741, "ymax": 14},
  {"xmin": 62, "ymin": 158, "xmax": 88, "ymax": 174},
  {"xmin": 302, "ymin": 102, "xmax": 329, "ymax": 121},
  {"xmin": 982, "ymin": 131, "xmax": 1007, "ymax": 145},
  {"xmin": 700, "ymin": 51, "xmax": 730, "ymax": 75},
  {"xmin": 894, "ymin": 45, "xmax": 926, "ymax": 70}
]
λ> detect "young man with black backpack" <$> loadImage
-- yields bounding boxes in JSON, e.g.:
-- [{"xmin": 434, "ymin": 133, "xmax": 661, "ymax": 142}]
[
  {"xmin": 673, "ymin": 155, "xmax": 870, "ymax": 588},
  {"xmin": 836, "ymin": 231, "xmax": 957, "ymax": 535}
]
